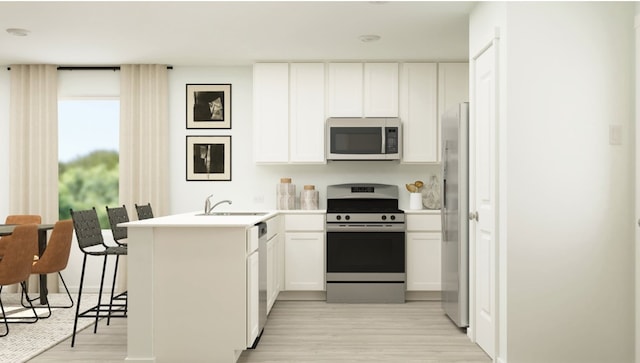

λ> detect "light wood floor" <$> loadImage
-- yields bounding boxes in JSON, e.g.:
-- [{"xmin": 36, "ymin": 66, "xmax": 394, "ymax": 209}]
[{"xmin": 30, "ymin": 301, "xmax": 490, "ymax": 362}]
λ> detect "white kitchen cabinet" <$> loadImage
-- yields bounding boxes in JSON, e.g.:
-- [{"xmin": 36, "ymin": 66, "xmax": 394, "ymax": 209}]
[
  {"xmin": 283, "ymin": 213, "xmax": 325, "ymax": 291},
  {"xmin": 246, "ymin": 226, "xmax": 260, "ymax": 346},
  {"xmin": 400, "ymin": 63, "xmax": 438, "ymax": 163},
  {"xmin": 254, "ymin": 63, "xmax": 325, "ymax": 164},
  {"xmin": 266, "ymin": 215, "xmax": 283, "ymax": 313},
  {"xmin": 266, "ymin": 236, "xmax": 276, "ymax": 312},
  {"xmin": 289, "ymin": 63, "xmax": 326, "ymax": 163},
  {"xmin": 405, "ymin": 212, "xmax": 442, "ymax": 291},
  {"xmin": 328, "ymin": 62, "xmax": 399, "ymax": 118},
  {"xmin": 364, "ymin": 63, "xmax": 399, "ymax": 117},
  {"xmin": 284, "ymin": 232, "xmax": 325, "ymax": 291},
  {"xmin": 435, "ymin": 62, "xmax": 469, "ymax": 162},
  {"xmin": 328, "ymin": 63, "xmax": 363, "ymax": 117},
  {"xmin": 437, "ymin": 62, "xmax": 469, "ymax": 120},
  {"xmin": 253, "ymin": 63, "xmax": 289, "ymax": 163}
]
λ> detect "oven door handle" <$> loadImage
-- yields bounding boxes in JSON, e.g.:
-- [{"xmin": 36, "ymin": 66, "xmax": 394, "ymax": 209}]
[{"xmin": 326, "ymin": 224, "xmax": 406, "ymax": 233}]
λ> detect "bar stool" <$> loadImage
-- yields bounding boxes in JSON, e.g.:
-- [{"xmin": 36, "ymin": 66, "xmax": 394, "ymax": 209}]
[
  {"xmin": 134, "ymin": 202, "xmax": 154, "ymax": 220},
  {"xmin": 105, "ymin": 205, "xmax": 130, "ymax": 325},
  {"xmin": 69, "ymin": 208, "xmax": 127, "ymax": 347}
]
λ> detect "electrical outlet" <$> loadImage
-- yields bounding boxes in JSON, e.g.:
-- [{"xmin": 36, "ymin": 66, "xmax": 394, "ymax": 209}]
[{"xmin": 253, "ymin": 195, "xmax": 264, "ymax": 204}]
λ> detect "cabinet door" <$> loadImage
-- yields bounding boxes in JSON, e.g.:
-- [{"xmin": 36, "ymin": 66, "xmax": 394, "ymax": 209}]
[
  {"xmin": 436, "ymin": 63, "xmax": 468, "ymax": 163},
  {"xmin": 253, "ymin": 63, "xmax": 289, "ymax": 163},
  {"xmin": 328, "ymin": 63, "xmax": 363, "ymax": 117},
  {"xmin": 364, "ymin": 63, "xmax": 399, "ymax": 117},
  {"xmin": 284, "ymin": 232, "xmax": 325, "ymax": 291},
  {"xmin": 290, "ymin": 63, "xmax": 326, "ymax": 163},
  {"xmin": 400, "ymin": 63, "xmax": 438, "ymax": 163},
  {"xmin": 246, "ymin": 251, "xmax": 260, "ymax": 346},
  {"xmin": 276, "ymin": 232, "xmax": 285, "ymax": 293},
  {"xmin": 406, "ymin": 232, "xmax": 441, "ymax": 291},
  {"xmin": 266, "ymin": 237, "xmax": 276, "ymax": 314}
]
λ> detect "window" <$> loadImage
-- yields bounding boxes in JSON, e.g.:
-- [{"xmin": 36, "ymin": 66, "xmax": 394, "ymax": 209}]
[{"xmin": 58, "ymin": 99, "xmax": 119, "ymax": 228}]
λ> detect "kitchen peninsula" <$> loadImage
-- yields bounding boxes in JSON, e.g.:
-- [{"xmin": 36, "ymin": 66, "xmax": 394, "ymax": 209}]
[{"xmin": 123, "ymin": 211, "xmax": 279, "ymax": 363}]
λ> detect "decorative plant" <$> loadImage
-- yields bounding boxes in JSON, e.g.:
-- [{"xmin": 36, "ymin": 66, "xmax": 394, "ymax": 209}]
[{"xmin": 405, "ymin": 180, "xmax": 424, "ymax": 193}]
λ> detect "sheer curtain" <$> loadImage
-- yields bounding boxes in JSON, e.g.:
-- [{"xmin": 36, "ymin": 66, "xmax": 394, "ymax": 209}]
[
  {"xmin": 9, "ymin": 64, "xmax": 59, "ymax": 293},
  {"xmin": 118, "ymin": 64, "xmax": 169, "ymax": 290}
]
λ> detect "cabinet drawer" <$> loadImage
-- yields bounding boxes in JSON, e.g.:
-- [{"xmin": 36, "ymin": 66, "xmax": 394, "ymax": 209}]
[
  {"xmin": 406, "ymin": 213, "xmax": 441, "ymax": 232},
  {"xmin": 284, "ymin": 214, "xmax": 325, "ymax": 232}
]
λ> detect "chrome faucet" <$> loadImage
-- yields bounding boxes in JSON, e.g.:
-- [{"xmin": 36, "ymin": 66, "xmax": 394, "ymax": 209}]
[{"xmin": 204, "ymin": 194, "xmax": 232, "ymax": 214}]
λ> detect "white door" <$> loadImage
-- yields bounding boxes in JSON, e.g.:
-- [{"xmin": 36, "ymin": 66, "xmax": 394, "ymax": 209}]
[{"xmin": 471, "ymin": 40, "xmax": 498, "ymax": 358}]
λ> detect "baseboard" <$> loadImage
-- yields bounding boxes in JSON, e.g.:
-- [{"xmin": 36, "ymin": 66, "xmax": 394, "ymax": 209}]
[
  {"xmin": 405, "ymin": 291, "xmax": 441, "ymax": 301},
  {"xmin": 276, "ymin": 291, "xmax": 441, "ymax": 301},
  {"xmin": 277, "ymin": 291, "xmax": 327, "ymax": 301}
]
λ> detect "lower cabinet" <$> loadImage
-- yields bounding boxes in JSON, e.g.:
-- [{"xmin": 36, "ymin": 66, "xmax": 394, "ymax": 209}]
[
  {"xmin": 405, "ymin": 212, "xmax": 442, "ymax": 291},
  {"xmin": 246, "ymin": 243, "xmax": 260, "ymax": 346},
  {"xmin": 266, "ymin": 232, "xmax": 283, "ymax": 313},
  {"xmin": 406, "ymin": 232, "xmax": 441, "ymax": 291},
  {"xmin": 266, "ymin": 215, "xmax": 283, "ymax": 314},
  {"xmin": 284, "ymin": 232, "xmax": 325, "ymax": 290}
]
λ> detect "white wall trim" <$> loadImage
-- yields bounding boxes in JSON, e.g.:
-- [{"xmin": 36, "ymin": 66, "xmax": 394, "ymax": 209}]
[{"xmin": 635, "ymin": 12, "xmax": 640, "ymax": 363}]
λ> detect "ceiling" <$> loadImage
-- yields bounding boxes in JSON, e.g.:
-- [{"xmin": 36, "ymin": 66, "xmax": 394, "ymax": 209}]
[{"xmin": 0, "ymin": 1, "xmax": 473, "ymax": 66}]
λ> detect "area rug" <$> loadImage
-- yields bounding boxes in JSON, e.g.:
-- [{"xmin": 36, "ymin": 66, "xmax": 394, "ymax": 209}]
[{"xmin": 0, "ymin": 293, "xmax": 104, "ymax": 363}]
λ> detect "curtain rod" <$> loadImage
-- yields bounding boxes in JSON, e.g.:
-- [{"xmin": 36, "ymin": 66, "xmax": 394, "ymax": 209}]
[{"xmin": 6, "ymin": 65, "xmax": 174, "ymax": 71}]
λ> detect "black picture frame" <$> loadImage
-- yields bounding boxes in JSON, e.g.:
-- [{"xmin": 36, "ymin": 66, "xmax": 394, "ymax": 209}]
[
  {"xmin": 186, "ymin": 84, "xmax": 231, "ymax": 129},
  {"xmin": 186, "ymin": 136, "xmax": 232, "ymax": 181}
]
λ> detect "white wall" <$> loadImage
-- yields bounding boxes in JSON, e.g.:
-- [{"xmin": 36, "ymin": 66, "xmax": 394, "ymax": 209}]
[
  {"xmin": 470, "ymin": 2, "xmax": 635, "ymax": 362},
  {"xmin": 167, "ymin": 66, "xmax": 439, "ymax": 214}
]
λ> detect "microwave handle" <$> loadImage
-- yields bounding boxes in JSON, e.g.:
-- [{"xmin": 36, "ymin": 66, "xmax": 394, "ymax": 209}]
[{"xmin": 381, "ymin": 128, "xmax": 385, "ymax": 154}]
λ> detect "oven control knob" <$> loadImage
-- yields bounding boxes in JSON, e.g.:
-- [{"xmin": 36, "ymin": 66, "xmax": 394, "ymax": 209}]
[
  {"xmin": 345, "ymin": 215, "xmax": 350, "ymax": 221},
  {"xmin": 381, "ymin": 215, "xmax": 387, "ymax": 221},
  {"xmin": 390, "ymin": 215, "xmax": 396, "ymax": 221},
  {"xmin": 336, "ymin": 215, "xmax": 342, "ymax": 221}
]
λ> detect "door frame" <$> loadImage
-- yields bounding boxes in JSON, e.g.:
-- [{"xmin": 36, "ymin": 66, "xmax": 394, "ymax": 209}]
[{"xmin": 635, "ymin": 14, "xmax": 640, "ymax": 363}]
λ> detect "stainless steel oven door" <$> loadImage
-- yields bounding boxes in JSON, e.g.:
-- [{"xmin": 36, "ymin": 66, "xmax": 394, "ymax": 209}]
[{"xmin": 326, "ymin": 225, "xmax": 405, "ymax": 280}]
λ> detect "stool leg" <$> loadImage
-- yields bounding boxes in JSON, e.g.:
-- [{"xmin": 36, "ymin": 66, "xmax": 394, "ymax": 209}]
[
  {"xmin": 71, "ymin": 255, "xmax": 88, "ymax": 347},
  {"xmin": 107, "ymin": 255, "xmax": 120, "ymax": 326},
  {"xmin": 94, "ymin": 255, "xmax": 108, "ymax": 334}
]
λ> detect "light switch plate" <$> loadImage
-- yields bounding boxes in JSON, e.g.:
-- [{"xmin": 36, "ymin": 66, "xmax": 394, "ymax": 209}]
[{"xmin": 609, "ymin": 124, "xmax": 622, "ymax": 145}]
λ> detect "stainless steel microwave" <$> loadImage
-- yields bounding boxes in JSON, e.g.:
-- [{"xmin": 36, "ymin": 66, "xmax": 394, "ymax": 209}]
[{"xmin": 326, "ymin": 118, "xmax": 402, "ymax": 161}]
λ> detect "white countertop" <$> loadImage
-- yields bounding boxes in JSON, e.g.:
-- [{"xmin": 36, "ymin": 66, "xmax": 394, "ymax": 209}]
[
  {"xmin": 122, "ymin": 210, "xmax": 279, "ymax": 228},
  {"xmin": 403, "ymin": 209, "xmax": 441, "ymax": 214}
]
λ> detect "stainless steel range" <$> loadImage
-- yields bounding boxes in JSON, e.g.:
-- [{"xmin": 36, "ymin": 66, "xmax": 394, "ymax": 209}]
[{"xmin": 326, "ymin": 183, "xmax": 406, "ymax": 303}]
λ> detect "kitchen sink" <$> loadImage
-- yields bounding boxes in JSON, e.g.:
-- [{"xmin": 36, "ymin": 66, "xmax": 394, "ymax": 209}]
[{"xmin": 195, "ymin": 212, "xmax": 269, "ymax": 216}]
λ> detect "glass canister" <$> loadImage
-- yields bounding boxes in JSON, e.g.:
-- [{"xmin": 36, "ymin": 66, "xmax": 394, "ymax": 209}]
[
  {"xmin": 300, "ymin": 185, "xmax": 319, "ymax": 210},
  {"xmin": 276, "ymin": 178, "xmax": 296, "ymax": 210}
]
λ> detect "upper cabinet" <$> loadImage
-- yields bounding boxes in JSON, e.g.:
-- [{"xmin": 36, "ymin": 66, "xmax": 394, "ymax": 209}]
[
  {"xmin": 289, "ymin": 63, "xmax": 326, "ymax": 163},
  {"xmin": 438, "ymin": 63, "xmax": 469, "ymax": 121},
  {"xmin": 328, "ymin": 63, "xmax": 363, "ymax": 117},
  {"xmin": 400, "ymin": 63, "xmax": 438, "ymax": 163},
  {"xmin": 400, "ymin": 62, "xmax": 469, "ymax": 164},
  {"xmin": 435, "ymin": 63, "xmax": 469, "ymax": 162},
  {"xmin": 253, "ymin": 63, "xmax": 326, "ymax": 164},
  {"xmin": 254, "ymin": 61, "xmax": 467, "ymax": 164},
  {"xmin": 253, "ymin": 63, "xmax": 289, "ymax": 163},
  {"xmin": 328, "ymin": 63, "xmax": 399, "ymax": 118},
  {"xmin": 364, "ymin": 63, "xmax": 399, "ymax": 117}
]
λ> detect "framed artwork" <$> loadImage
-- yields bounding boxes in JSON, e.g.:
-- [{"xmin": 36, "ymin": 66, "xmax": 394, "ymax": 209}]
[
  {"xmin": 186, "ymin": 84, "xmax": 231, "ymax": 129},
  {"xmin": 186, "ymin": 136, "xmax": 231, "ymax": 181}
]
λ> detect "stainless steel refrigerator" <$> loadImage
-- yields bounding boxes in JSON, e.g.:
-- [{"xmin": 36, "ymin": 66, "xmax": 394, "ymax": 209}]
[{"xmin": 441, "ymin": 102, "xmax": 469, "ymax": 328}]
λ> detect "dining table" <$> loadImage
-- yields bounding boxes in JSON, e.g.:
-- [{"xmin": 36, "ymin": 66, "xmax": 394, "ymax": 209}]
[{"xmin": 0, "ymin": 223, "xmax": 55, "ymax": 305}]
